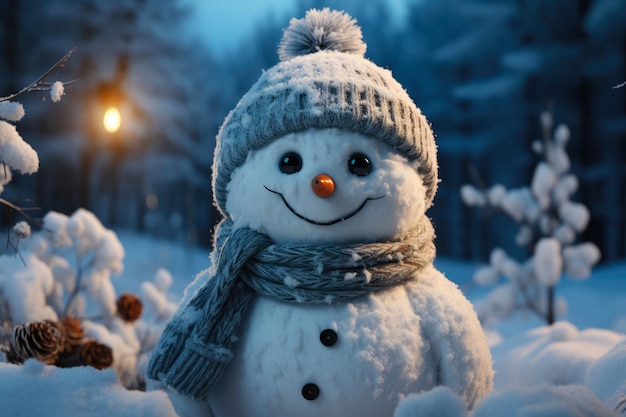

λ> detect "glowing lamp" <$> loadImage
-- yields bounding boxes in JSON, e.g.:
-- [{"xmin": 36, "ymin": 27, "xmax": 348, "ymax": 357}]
[{"xmin": 103, "ymin": 107, "xmax": 121, "ymax": 133}]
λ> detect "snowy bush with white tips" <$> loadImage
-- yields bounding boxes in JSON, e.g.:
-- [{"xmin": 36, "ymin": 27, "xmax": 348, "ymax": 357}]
[
  {"xmin": 559, "ymin": 201, "xmax": 590, "ymax": 232},
  {"xmin": 460, "ymin": 184, "xmax": 486, "ymax": 207},
  {"xmin": 141, "ymin": 268, "xmax": 177, "ymax": 323},
  {"xmin": 462, "ymin": 110, "xmax": 601, "ymax": 326},
  {"xmin": 0, "ymin": 100, "xmax": 34, "ymax": 175},
  {"xmin": 534, "ymin": 238, "xmax": 562, "ymax": 287},
  {"xmin": 563, "ymin": 243, "xmax": 602, "ymax": 280},
  {"xmin": 0, "ymin": 254, "xmax": 57, "ymax": 324},
  {"xmin": 0, "ymin": 101, "xmax": 25, "ymax": 122},
  {"xmin": 474, "ymin": 266, "xmax": 499, "ymax": 286},
  {"xmin": 531, "ymin": 162, "xmax": 557, "ymax": 209},
  {"xmin": 0, "ymin": 114, "xmax": 39, "ymax": 176},
  {"xmin": 0, "ymin": 209, "xmax": 180, "ymax": 389},
  {"xmin": 486, "ymin": 184, "xmax": 506, "ymax": 206}
]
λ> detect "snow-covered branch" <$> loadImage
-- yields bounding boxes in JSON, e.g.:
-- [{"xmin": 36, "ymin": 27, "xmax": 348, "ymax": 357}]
[
  {"xmin": 0, "ymin": 48, "xmax": 78, "ymax": 104},
  {"xmin": 1, "ymin": 48, "xmax": 76, "ymax": 233}
]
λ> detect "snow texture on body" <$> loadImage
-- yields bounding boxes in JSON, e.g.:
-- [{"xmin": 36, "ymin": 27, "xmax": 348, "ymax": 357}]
[{"xmin": 207, "ymin": 264, "xmax": 491, "ymax": 417}]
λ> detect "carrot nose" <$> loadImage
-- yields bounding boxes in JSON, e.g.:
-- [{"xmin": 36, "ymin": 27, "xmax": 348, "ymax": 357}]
[{"xmin": 312, "ymin": 173, "xmax": 335, "ymax": 198}]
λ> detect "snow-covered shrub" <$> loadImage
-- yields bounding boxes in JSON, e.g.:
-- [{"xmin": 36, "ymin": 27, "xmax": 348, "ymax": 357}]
[
  {"xmin": 0, "ymin": 209, "xmax": 177, "ymax": 388},
  {"xmin": 461, "ymin": 110, "xmax": 601, "ymax": 326}
]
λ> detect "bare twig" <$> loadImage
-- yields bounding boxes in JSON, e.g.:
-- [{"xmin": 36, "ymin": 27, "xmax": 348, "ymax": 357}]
[
  {"xmin": 613, "ymin": 395, "xmax": 626, "ymax": 414},
  {"xmin": 0, "ymin": 48, "xmax": 78, "ymax": 103},
  {"xmin": 613, "ymin": 81, "xmax": 626, "ymax": 89},
  {"xmin": 467, "ymin": 162, "xmax": 487, "ymax": 191},
  {"xmin": 0, "ymin": 289, "xmax": 13, "ymax": 351},
  {"xmin": 512, "ymin": 296, "xmax": 546, "ymax": 322},
  {"xmin": 4, "ymin": 229, "xmax": 26, "ymax": 266},
  {"xmin": 79, "ymin": 314, "xmax": 105, "ymax": 322},
  {"xmin": 1, "ymin": 197, "xmax": 42, "ymax": 265},
  {"xmin": 0, "ymin": 197, "xmax": 42, "ymax": 226},
  {"xmin": 62, "ymin": 255, "xmax": 96, "ymax": 318}
]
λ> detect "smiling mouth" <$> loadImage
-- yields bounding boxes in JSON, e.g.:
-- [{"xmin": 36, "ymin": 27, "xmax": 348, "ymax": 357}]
[{"xmin": 264, "ymin": 185, "xmax": 384, "ymax": 226}]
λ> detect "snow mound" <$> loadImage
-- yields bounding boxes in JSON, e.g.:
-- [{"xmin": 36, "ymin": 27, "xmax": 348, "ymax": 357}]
[
  {"xmin": 394, "ymin": 386, "xmax": 468, "ymax": 417},
  {"xmin": 492, "ymin": 321, "xmax": 625, "ymax": 388},
  {"xmin": 473, "ymin": 384, "xmax": 617, "ymax": 417},
  {"xmin": 0, "ymin": 360, "xmax": 178, "ymax": 417},
  {"xmin": 586, "ymin": 338, "xmax": 626, "ymax": 413}
]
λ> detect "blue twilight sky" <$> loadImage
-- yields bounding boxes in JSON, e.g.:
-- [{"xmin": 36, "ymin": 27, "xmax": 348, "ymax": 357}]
[
  {"xmin": 183, "ymin": 0, "xmax": 296, "ymax": 53},
  {"xmin": 183, "ymin": 0, "xmax": 410, "ymax": 53}
]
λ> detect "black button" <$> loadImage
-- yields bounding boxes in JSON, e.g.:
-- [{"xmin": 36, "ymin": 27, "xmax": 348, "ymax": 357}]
[
  {"xmin": 302, "ymin": 383, "xmax": 320, "ymax": 400},
  {"xmin": 320, "ymin": 329, "xmax": 337, "ymax": 346}
]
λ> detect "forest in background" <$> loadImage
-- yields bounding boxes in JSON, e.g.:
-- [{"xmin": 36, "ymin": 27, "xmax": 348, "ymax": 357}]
[{"xmin": 0, "ymin": 0, "xmax": 625, "ymax": 263}]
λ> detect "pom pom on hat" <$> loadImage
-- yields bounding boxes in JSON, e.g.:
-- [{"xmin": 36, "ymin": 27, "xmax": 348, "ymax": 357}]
[{"xmin": 278, "ymin": 8, "xmax": 366, "ymax": 61}]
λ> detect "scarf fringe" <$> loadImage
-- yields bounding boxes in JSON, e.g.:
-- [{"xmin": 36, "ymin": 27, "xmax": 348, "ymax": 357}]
[
  {"xmin": 145, "ymin": 318, "xmax": 189, "ymax": 381},
  {"xmin": 162, "ymin": 338, "xmax": 234, "ymax": 401}
]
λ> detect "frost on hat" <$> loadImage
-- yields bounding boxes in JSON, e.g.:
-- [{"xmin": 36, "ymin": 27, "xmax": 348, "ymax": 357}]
[{"xmin": 212, "ymin": 8, "xmax": 438, "ymax": 216}]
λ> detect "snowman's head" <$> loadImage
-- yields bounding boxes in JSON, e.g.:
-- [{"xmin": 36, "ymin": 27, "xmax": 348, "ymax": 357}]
[
  {"xmin": 212, "ymin": 9, "xmax": 438, "ymax": 244},
  {"xmin": 226, "ymin": 128, "xmax": 427, "ymax": 244}
]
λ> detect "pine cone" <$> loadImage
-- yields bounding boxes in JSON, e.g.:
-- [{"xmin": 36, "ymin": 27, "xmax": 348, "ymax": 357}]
[
  {"xmin": 78, "ymin": 340, "xmax": 113, "ymax": 370},
  {"xmin": 56, "ymin": 317, "xmax": 85, "ymax": 355},
  {"xmin": 116, "ymin": 293, "xmax": 143, "ymax": 323},
  {"xmin": 9, "ymin": 321, "xmax": 63, "ymax": 365}
]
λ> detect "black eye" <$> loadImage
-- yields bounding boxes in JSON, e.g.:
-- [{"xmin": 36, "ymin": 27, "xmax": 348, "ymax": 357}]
[
  {"xmin": 348, "ymin": 153, "xmax": 371, "ymax": 176},
  {"xmin": 279, "ymin": 152, "xmax": 302, "ymax": 174}
]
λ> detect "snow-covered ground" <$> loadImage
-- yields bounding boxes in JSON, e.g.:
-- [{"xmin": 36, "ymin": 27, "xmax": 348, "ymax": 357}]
[{"xmin": 1, "ymin": 230, "xmax": 624, "ymax": 416}]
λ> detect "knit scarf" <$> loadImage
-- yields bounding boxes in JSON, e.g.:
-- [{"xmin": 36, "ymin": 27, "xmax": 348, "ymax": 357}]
[{"xmin": 146, "ymin": 216, "xmax": 436, "ymax": 401}]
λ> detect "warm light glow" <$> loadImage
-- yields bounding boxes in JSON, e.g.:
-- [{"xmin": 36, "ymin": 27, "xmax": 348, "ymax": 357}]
[{"xmin": 103, "ymin": 107, "xmax": 121, "ymax": 133}]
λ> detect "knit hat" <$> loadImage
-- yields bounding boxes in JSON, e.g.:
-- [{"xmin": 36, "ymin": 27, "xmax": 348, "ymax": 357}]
[{"xmin": 212, "ymin": 8, "xmax": 438, "ymax": 216}]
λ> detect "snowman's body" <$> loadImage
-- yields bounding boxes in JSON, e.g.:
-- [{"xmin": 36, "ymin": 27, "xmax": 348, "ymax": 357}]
[
  {"xmin": 208, "ymin": 266, "xmax": 487, "ymax": 417},
  {"xmin": 175, "ymin": 128, "xmax": 491, "ymax": 416}
]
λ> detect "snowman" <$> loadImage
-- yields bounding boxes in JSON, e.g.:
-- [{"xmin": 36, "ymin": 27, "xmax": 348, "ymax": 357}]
[{"xmin": 147, "ymin": 8, "xmax": 493, "ymax": 417}]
